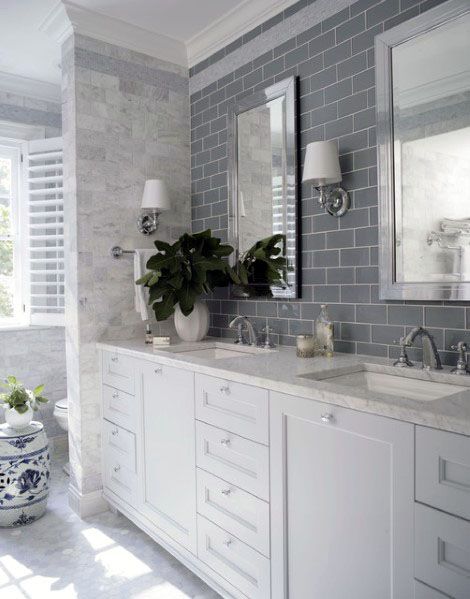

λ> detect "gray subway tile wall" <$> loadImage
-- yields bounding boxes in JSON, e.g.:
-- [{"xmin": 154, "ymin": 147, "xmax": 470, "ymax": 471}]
[{"xmin": 190, "ymin": 0, "xmax": 463, "ymax": 364}]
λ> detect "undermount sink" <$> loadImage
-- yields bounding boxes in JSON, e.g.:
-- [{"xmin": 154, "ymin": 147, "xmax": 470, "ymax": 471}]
[
  {"xmin": 300, "ymin": 363, "xmax": 470, "ymax": 402},
  {"xmin": 158, "ymin": 342, "xmax": 276, "ymax": 360}
]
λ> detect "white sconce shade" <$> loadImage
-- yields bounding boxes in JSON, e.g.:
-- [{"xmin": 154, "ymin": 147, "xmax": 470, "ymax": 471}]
[
  {"xmin": 141, "ymin": 179, "xmax": 171, "ymax": 211},
  {"xmin": 302, "ymin": 141, "xmax": 342, "ymax": 186}
]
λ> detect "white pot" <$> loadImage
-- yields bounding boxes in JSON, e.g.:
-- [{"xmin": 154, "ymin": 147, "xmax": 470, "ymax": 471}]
[
  {"xmin": 174, "ymin": 300, "xmax": 210, "ymax": 342},
  {"xmin": 5, "ymin": 405, "xmax": 33, "ymax": 430}
]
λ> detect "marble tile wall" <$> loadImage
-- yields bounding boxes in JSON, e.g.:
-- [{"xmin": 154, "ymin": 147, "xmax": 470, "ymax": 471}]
[
  {"xmin": 189, "ymin": 0, "xmax": 468, "ymax": 366},
  {"xmin": 0, "ymin": 90, "xmax": 61, "ymax": 137},
  {"xmin": 0, "ymin": 90, "xmax": 65, "ymax": 438},
  {"xmin": 0, "ymin": 327, "xmax": 67, "ymax": 438},
  {"xmin": 61, "ymin": 34, "xmax": 190, "ymax": 497}
]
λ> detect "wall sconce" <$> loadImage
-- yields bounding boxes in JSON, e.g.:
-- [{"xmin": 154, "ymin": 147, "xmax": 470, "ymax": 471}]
[
  {"xmin": 137, "ymin": 179, "xmax": 171, "ymax": 235},
  {"xmin": 302, "ymin": 141, "xmax": 350, "ymax": 217}
]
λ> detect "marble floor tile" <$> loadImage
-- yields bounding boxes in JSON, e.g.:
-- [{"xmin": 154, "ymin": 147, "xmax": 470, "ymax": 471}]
[{"xmin": 0, "ymin": 455, "xmax": 221, "ymax": 598}]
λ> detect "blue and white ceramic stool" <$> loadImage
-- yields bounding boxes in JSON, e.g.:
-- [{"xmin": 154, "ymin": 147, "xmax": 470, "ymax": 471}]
[{"xmin": 0, "ymin": 422, "xmax": 50, "ymax": 527}]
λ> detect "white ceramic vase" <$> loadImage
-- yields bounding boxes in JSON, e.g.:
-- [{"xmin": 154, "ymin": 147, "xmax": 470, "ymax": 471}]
[
  {"xmin": 5, "ymin": 406, "xmax": 33, "ymax": 430},
  {"xmin": 174, "ymin": 300, "xmax": 210, "ymax": 342}
]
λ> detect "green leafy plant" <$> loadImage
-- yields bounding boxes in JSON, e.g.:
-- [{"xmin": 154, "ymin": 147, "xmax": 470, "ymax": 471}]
[
  {"xmin": 236, "ymin": 234, "xmax": 289, "ymax": 297},
  {"xmin": 137, "ymin": 230, "xmax": 240, "ymax": 321},
  {"xmin": 0, "ymin": 376, "xmax": 48, "ymax": 414}
]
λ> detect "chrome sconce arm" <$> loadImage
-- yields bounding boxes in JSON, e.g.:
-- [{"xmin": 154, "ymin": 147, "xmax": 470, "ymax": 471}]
[
  {"xmin": 316, "ymin": 184, "xmax": 350, "ymax": 217},
  {"xmin": 137, "ymin": 209, "xmax": 161, "ymax": 236}
]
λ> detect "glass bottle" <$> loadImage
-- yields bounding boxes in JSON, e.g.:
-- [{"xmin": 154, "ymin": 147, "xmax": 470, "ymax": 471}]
[{"xmin": 315, "ymin": 304, "xmax": 334, "ymax": 357}]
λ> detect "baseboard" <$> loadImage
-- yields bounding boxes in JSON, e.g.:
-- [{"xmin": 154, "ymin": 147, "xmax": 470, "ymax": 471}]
[{"xmin": 68, "ymin": 484, "xmax": 109, "ymax": 518}]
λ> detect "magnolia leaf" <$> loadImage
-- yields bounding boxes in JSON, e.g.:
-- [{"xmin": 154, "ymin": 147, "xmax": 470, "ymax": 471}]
[
  {"xmin": 177, "ymin": 283, "xmax": 195, "ymax": 316},
  {"xmin": 213, "ymin": 244, "xmax": 234, "ymax": 257},
  {"xmin": 33, "ymin": 384, "xmax": 44, "ymax": 396},
  {"xmin": 153, "ymin": 240, "xmax": 172, "ymax": 253},
  {"xmin": 135, "ymin": 272, "xmax": 153, "ymax": 286},
  {"xmin": 146, "ymin": 253, "xmax": 178, "ymax": 271},
  {"xmin": 6, "ymin": 375, "xmax": 17, "ymax": 385},
  {"xmin": 36, "ymin": 396, "xmax": 49, "ymax": 404},
  {"xmin": 153, "ymin": 292, "xmax": 176, "ymax": 321}
]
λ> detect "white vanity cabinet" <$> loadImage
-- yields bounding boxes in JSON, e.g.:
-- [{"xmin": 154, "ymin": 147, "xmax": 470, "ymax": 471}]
[
  {"xmin": 138, "ymin": 360, "xmax": 197, "ymax": 553},
  {"xmin": 99, "ymin": 345, "xmax": 470, "ymax": 599},
  {"xmin": 269, "ymin": 391, "xmax": 414, "ymax": 599}
]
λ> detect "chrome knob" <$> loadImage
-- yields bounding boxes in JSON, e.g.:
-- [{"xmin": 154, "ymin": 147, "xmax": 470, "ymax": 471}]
[
  {"xmin": 223, "ymin": 539, "xmax": 232, "ymax": 547},
  {"xmin": 321, "ymin": 413, "xmax": 333, "ymax": 423},
  {"xmin": 221, "ymin": 489, "xmax": 231, "ymax": 496},
  {"xmin": 219, "ymin": 385, "xmax": 230, "ymax": 394},
  {"xmin": 112, "ymin": 391, "xmax": 119, "ymax": 399},
  {"xmin": 114, "ymin": 465, "xmax": 121, "ymax": 473},
  {"xmin": 154, "ymin": 367, "xmax": 163, "ymax": 374},
  {"xmin": 111, "ymin": 428, "xmax": 118, "ymax": 436},
  {"xmin": 220, "ymin": 438, "xmax": 231, "ymax": 446}
]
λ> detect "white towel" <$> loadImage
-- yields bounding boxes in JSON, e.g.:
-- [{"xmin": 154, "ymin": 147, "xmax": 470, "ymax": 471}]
[{"xmin": 134, "ymin": 249, "xmax": 156, "ymax": 321}]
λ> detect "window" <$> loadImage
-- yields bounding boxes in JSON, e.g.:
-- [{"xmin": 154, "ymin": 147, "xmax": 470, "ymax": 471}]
[
  {"xmin": 0, "ymin": 143, "xmax": 21, "ymax": 325},
  {"xmin": 0, "ymin": 136, "xmax": 64, "ymax": 328}
]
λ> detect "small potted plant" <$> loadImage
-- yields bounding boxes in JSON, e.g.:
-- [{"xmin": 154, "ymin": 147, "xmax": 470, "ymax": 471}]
[
  {"xmin": 0, "ymin": 376, "xmax": 48, "ymax": 430},
  {"xmin": 137, "ymin": 229, "xmax": 240, "ymax": 342}
]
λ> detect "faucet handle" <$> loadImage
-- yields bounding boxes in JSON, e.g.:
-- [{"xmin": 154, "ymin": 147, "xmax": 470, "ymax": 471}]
[
  {"xmin": 451, "ymin": 342, "xmax": 469, "ymax": 375},
  {"xmin": 393, "ymin": 337, "xmax": 413, "ymax": 368},
  {"xmin": 262, "ymin": 326, "xmax": 275, "ymax": 349}
]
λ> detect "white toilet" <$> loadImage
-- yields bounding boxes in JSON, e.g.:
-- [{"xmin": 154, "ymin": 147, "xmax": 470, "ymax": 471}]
[
  {"xmin": 53, "ymin": 398, "xmax": 69, "ymax": 432},
  {"xmin": 53, "ymin": 398, "xmax": 70, "ymax": 475}
]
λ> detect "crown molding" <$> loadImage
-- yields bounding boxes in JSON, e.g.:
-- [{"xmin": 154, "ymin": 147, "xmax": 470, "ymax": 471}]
[
  {"xmin": 59, "ymin": 1, "xmax": 187, "ymax": 68},
  {"xmin": 187, "ymin": 0, "xmax": 299, "ymax": 67},
  {"xmin": 38, "ymin": 1, "xmax": 73, "ymax": 46},
  {"xmin": 0, "ymin": 71, "xmax": 61, "ymax": 104}
]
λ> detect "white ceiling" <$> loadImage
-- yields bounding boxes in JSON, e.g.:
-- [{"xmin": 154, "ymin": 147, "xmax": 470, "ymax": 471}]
[
  {"xmin": 0, "ymin": 0, "xmax": 297, "ymax": 100},
  {"xmin": 72, "ymin": 0, "xmax": 242, "ymax": 42},
  {"xmin": 0, "ymin": 0, "xmax": 62, "ymax": 90}
]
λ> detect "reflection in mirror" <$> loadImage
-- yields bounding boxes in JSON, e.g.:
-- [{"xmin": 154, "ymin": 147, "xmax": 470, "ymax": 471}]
[
  {"xmin": 377, "ymin": 1, "xmax": 470, "ymax": 300},
  {"xmin": 237, "ymin": 96, "xmax": 285, "ymax": 256},
  {"xmin": 392, "ymin": 12, "xmax": 470, "ymax": 285},
  {"xmin": 228, "ymin": 77, "xmax": 298, "ymax": 298}
]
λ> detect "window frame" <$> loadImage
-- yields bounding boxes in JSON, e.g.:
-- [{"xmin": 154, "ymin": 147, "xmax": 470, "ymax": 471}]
[{"xmin": 0, "ymin": 139, "xmax": 27, "ymax": 328}]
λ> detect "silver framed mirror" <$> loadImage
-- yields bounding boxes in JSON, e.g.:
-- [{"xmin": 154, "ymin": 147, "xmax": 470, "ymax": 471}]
[
  {"xmin": 227, "ymin": 76, "xmax": 299, "ymax": 299},
  {"xmin": 376, "ymin": 0, "xmax": 470, "ymax": 300}
]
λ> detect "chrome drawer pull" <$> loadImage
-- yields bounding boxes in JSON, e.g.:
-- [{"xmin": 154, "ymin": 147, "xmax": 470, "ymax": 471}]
[
  {"xmin": 321, "ymin": 413, "xmax": 334, "ymax": 423},
  {"xmin": 219, "ymin": 385, "xmax": 230, "ymax": 394},
  {"xmin": 112, "ymin": 391, "xmax": 119, "ymax": 399},
  {"xmin": 111, "ymin": 428, "xmax": 118, "ymax": 436},
  {"xmin": 220, "ymin": 438, "xmax": 231, "ymax": 447},
  {"xmin": 221, "ymin": 488, "xmax": 231, "ymax": 496},
  {"xmin": 154, "ymin": 367, "xmax": 163, "ymax": 375},
  {"xmin": 111, "ymin": 356, "xmax": 118, "ymax": 362},
  {"xmin": 114, "ymin": 465, "xmax": 121, "ymax": 473},
  {"xmin": 223, "ymin": 538, "xmax": 233, "ymax": 547}
]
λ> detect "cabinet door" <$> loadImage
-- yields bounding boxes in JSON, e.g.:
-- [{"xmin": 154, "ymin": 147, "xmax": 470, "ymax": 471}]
[
  {"xmin": 138, "ymin": 361, "xmax": 196, "ymax": 553},
  {"xmin": 270, "ymin": 391, "xmax": 414, "ymax": 599}
]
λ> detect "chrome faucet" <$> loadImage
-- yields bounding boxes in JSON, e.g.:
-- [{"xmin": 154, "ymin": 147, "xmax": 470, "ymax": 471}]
[
  {"xmin": 229, "ymin": 316, "xmax": 258, "ymax": 346},
  {"xmin": 402, "ymin": 327, "xmax": 442, "ymax": 370}
]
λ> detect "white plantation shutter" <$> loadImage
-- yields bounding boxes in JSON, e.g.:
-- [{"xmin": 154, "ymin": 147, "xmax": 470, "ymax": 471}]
[{"xmin": 26, "ymin": 137, "xmax": 64, "ymax": 325}]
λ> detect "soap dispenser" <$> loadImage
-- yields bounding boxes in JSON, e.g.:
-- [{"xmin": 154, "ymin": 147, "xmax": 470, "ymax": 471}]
[{"xmin": 315, "ymin": 304, "xmax": 334, "ymax": 357}]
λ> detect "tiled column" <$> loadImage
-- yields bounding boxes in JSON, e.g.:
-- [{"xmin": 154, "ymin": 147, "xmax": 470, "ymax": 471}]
[{"xmin": 61, "ymin": 33, "xmax": 190, "ymax": 515}]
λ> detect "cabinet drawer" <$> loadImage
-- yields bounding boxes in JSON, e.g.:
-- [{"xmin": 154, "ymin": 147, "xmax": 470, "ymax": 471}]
[
  {"xmin": 197, "ymin": 515, "xmax": 270, "ymax": 599},
  {"xmin": 415, "ymin": 503, "xmax": 470, "ymax": 599},
  {"xmin": 415, "ymin": 580, "xmax": 453, "ymax": 599},
  {"xmin": 103, "ymin": 420, "xmax": 136, "ymax": 472},
  {"xmin": 103, "ymin": 445, "xmax": 136, "ymax": 504},
  {"xmin": 103, "ymin": 385, "xmax": 136, "ymax": 432},
  {"xmin": 102, "ymin": 350, "xmax": 135, "ymax": 394},
  {"xmin": 197, "ymin": 468, "xmax": 270, "ymax": 557},
  {"xmin": 416, "ymin": 426, "xmax": 470, "ymax": 521},
  {"xmin": 195, "ymin": 373, "xmax": 268, "ymax": 444},
  {"xmin": 196, "ymin": 421, "xmax": 269, "ymax": 501}
]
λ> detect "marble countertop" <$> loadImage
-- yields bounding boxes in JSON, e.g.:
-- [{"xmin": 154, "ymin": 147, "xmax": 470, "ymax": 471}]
[{"xmin": 97, "ymin": 337, "xmax": 470, "ymax": 436}]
